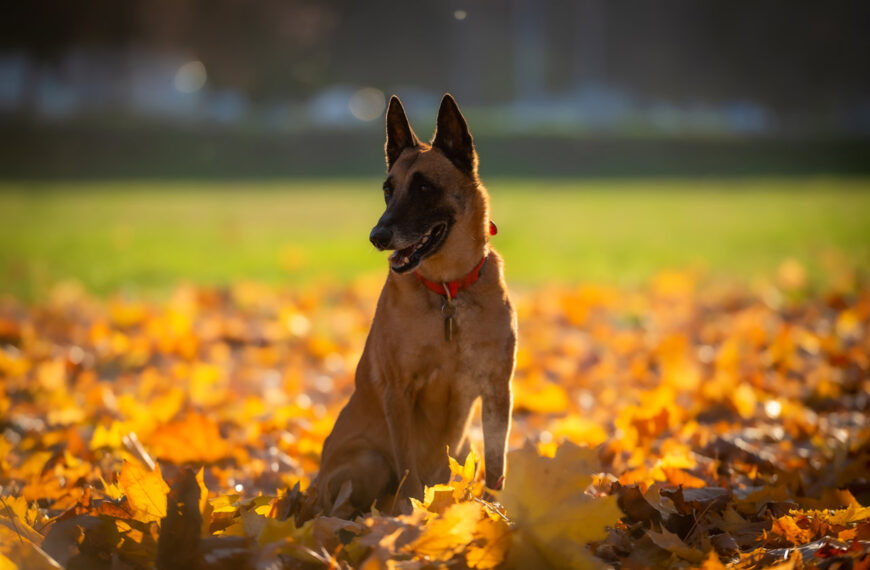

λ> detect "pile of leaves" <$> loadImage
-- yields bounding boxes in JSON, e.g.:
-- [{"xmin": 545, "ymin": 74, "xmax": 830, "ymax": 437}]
[{"xmin": 1, "ymin": 269, "xmax": 869, "ymax": 569}]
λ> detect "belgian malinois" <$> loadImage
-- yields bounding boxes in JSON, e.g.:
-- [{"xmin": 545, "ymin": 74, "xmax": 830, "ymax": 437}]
[{"xmin": 309, "ymin": 94, "xmax": 517, "ymax": 516}]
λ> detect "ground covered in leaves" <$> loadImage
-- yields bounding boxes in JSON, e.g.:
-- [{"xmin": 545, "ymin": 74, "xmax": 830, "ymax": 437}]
[{"xmin": 1, "ymin": 270, "xmax": 869, "ymax": 569}]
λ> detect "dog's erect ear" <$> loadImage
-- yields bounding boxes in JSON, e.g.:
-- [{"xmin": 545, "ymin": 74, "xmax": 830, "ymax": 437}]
[
  {"xmin": 432, "ymin": 93, "xmax": 477, "ymax": 176},
  {"xmin": 385, "ymin": 96, "xmax": 419, "ymax": 170}
]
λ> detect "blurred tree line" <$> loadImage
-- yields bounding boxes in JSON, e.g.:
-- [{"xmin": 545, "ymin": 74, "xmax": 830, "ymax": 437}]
[
  {"xmin": 4, "ymin": 0, "xmax": 868, "ymax": 115},
  {"xmin": 3, "ymin": 1, "xmax": 869, "ymax": 177}
]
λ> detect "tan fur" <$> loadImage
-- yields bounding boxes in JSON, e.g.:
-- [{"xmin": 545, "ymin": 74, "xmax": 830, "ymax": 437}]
[{"xmin": 307, "ymin": 96, "xmax": 517, "ymax": 517}]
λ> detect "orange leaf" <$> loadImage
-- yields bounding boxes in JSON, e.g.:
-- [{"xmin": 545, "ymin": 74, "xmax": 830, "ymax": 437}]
[
  {"xmin": 770, "ymin": 515, "xmax": 814, "ymax": 545},
  {"xmin": 147, "ymin": 412, "xmax": 230, "ymax": 464},
  {"xmin": 118, "ymin": 460, "xmax": 169, "ymax": 523},
  {"xmin": 466, "ymin": 516, "xmax": 511, "ymax": 569},
  {"xmin": 404, "ymin": 501, "xmax": 482, "ymax": 562}
]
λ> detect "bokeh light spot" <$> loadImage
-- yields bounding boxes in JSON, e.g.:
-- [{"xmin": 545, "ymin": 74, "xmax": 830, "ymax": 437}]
[
  {"xmin": 764, "ymin": 399, "xmax": 782, "ymax": 419},
  {"xmin": 454, "ymin": 9, "xmax": 467, "ymax": 20},
  {"xmin": 174, "ymin": 61, "xmax": 207, "ymax": 93},
  {"xmin": 349, "ymin": 87, "xmax": 386, "ymax": 121}
]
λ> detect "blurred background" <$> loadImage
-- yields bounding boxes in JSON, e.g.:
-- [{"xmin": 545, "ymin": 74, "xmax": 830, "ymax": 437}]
[{"xmin": 1, "ymin": 1, "xmax": 869, "ymax": 297}]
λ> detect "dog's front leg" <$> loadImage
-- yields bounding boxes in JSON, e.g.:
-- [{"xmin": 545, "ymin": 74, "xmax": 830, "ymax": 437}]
[
  {"xmin": 481, "ymin": 376, "xmax": 512, "ymax": 491},
  {"xmin": 381, "ymin": 383, "xmax": 424, "ymax": 503}
]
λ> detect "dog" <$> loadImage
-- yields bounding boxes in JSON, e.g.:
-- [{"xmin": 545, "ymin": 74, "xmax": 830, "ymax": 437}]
[{"xmin": 308, "ymin": 94, "xmax": 517, "ymax": 517}]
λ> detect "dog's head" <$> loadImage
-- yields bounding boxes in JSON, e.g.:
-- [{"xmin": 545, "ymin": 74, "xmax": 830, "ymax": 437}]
[{"xmin": 370, "ymin": 94, "xmax": 490, "ymax": 276}]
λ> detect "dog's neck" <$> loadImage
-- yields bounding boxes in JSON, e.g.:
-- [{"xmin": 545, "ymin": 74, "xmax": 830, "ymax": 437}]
[
  {"xmin": 414, "ymin": 254, "xmax": 490, "ymax": 300},
  {"xmin": 415, "ymin": 187, "xmax": 491, "ymax": 283},
  {"xmin": 413, "ymin": 227, "xmax": 489, "ymax": 284},
  {"xmin": 415, "ymin": 246, "xmax": 490, "ymax": 287}
]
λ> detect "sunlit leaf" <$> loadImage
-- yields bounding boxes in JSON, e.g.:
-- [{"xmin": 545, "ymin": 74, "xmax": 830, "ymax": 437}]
[
  {"xmin": 498, "ymin": 442, "xmax": 622, "ymax": 569},
  {"xmin": 147, "ymin": 412, "xmax": 230, "ymax": 464},
  {"xmin": 118, "ymin": 460, "xmax": 169, "ymax": 523},
  {"xmin": 466, "ymin": 516, "xmax": 511, "ymax": 569},
  {"xmin": 404, "ymin": 501, "xmax": 482, "ymax": 562}
]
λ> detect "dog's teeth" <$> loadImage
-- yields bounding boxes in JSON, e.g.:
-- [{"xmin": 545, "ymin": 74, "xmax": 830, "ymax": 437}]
[{"xmin": 402, "ymin": 257, "xmax": 409, "ymax": 264}]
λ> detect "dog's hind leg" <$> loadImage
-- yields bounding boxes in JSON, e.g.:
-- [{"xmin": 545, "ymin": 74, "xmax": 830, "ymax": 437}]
[{"xmin": 317, "ymin": 447, "xmax": 395, "ymax": 516}]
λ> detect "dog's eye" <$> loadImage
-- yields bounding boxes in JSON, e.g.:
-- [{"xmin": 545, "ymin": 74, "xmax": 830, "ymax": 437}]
[{"xmin": 382, "ymin": 183, "xmax": 393, "ymax": 201}]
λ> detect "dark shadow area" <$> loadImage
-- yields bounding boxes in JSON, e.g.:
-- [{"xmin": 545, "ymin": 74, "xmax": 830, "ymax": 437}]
[{"xmin": 2, "ymin": 122, "xmax": 869, "ymax": 180}]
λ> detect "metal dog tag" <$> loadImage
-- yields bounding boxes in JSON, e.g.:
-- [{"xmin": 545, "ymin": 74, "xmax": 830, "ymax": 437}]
[{"xmin": 442, "ymin": 301, "xmax": 456, "ymax": 342}]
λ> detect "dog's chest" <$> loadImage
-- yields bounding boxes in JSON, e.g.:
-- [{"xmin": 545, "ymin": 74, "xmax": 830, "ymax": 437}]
[{"xmin": 383, "ymin": 294, "xmax": 501, "ymax": 389}]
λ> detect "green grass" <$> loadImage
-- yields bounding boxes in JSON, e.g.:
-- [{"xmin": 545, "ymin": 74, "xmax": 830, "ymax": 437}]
[{"xmin": 1, "ymin": 178, "xmax": 869, "ymax": 299}]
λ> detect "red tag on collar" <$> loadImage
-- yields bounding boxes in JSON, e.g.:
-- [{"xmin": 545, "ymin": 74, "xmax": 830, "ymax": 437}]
[{"xmin": 489, "ymin": 220, "xmax": 498, "ymax": 236}]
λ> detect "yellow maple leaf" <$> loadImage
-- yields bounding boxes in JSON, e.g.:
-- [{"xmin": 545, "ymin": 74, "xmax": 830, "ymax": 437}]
[
  {"xmin": 90, "ymin": 421, "xmax": 126, "ymax": 450},
  {"xmin": 0, "ymin": 496, "xmax": 43, "ymax": 545},
  {"xmin": 825, "ymin": 502, "xmax": 870, "ymax": 526},
  {"xmin": 405, "ymin": 501, "xmax": 483, "ymax": 562},
  {"xmin": 466, "ymin": 516, "xmax": 512, "ymax": 569},
  {"xmin": 448, "ymin": 447, "xmax": 479, "ymax": 485},
  {"xmin": 257, "ymin": 514, "xmax": 298, "ymax": 546},
  {"xmin": 420, "ymin": 484, "xmax": 458, "ymax": 514},
  {"xmin": 209, "ymin": 493, "xmax": 241, "ymax": 514},
  {"xmin": 118, "ymin": 460, "xmax": 169, "ymax": 523},
  {"xmin": 446, "ymin": 447, "xmax": 485, "ymax": 501},
  {"xmin": 497, "ymin": 441, "xmax": 622, "ymax": 569}
]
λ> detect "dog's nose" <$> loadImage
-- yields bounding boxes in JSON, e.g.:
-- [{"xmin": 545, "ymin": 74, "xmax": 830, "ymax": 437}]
[{"xmin": 369, "ymin": 226, "xmax": 393, "ymax": 250}]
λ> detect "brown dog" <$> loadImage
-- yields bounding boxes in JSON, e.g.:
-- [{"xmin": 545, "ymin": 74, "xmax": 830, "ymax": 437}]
[{"xmin": 308, "ymin": 94, "xmax": 517, "ymax": 517}]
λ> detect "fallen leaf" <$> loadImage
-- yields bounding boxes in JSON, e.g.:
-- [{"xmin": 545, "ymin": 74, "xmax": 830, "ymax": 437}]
[
  {"xmin": 404, "ymin": 501, "xmax": 482, "ymax": 562},
  {"xmin": 647, "ymin": 528, "xmax": 706, "ymax": 563},
  {"xmin": 498, "ymin": 441, "xmax": 622, "ymax": 569},
  {"xmin": 466, "ymin": 516, "xmax": 511, "ymax": 569},
  {"xmin": 147, "ymin": 412, "xmax": 230, "ymax": 464},
  {"xmin": 118, "ymin": 460, "xmax": 169, "ymax": 523}
]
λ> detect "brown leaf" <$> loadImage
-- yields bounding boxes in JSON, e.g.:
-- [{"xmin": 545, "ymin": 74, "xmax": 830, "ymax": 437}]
[
  {"xmin": 646, "ymin": 528, "xmax": 706, "ymax": 563},
  {"xmin": 157, "ymin": 468, "xmax": 201, "ymax": 570},
  {"xmin": 616, "ymin": 484, "xmax": 662, "ymax": 527},
  {"xmin": 661, "ymin": 486, "xmax": 731, "ymax": 516}
]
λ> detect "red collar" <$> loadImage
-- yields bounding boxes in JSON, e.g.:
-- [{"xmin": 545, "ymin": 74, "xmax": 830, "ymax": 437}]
[
  {"xmin": 412, "ymin": 220, "xmax": 498, "ymax": 298},
  {"xmin": 415, "ymin": 254, "xmax": 489, "ymax": 299}
]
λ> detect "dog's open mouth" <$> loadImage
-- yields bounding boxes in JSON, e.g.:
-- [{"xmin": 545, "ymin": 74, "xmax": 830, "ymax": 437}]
[{"xmin": 388, "ymin": 223, "xmax": 448, "ymax": 273}]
